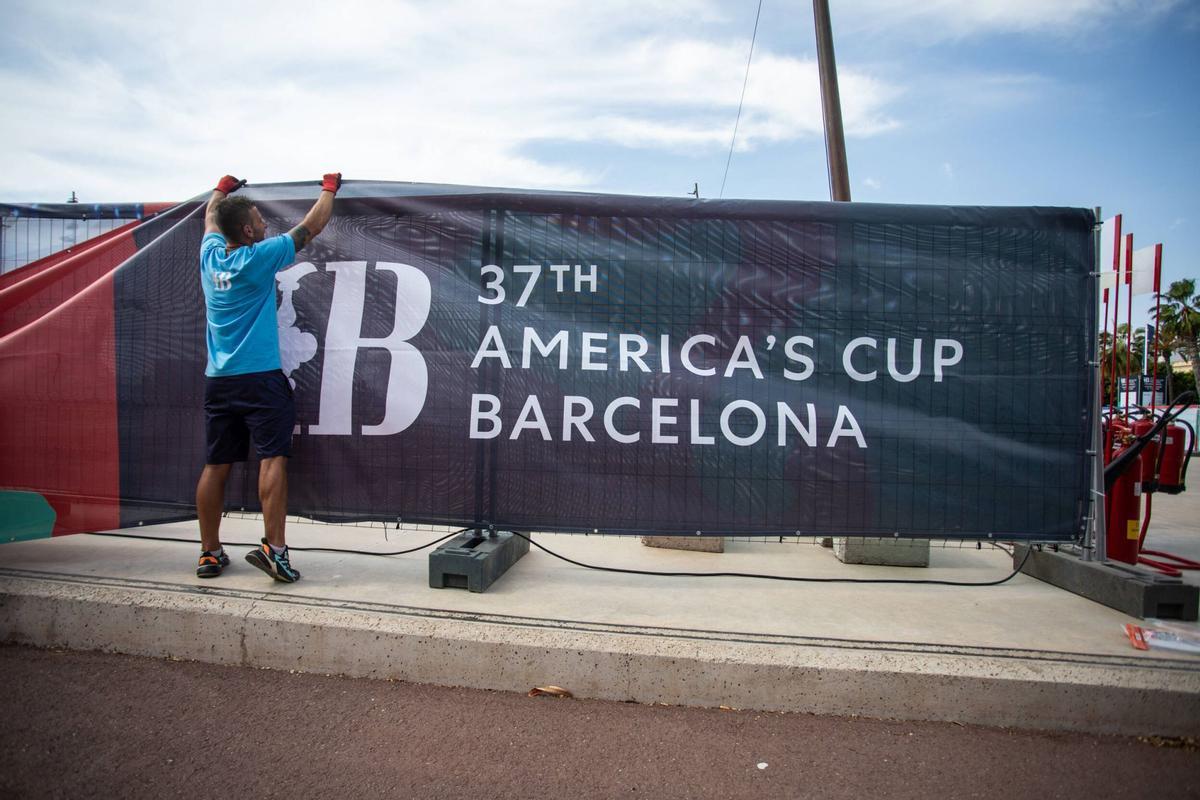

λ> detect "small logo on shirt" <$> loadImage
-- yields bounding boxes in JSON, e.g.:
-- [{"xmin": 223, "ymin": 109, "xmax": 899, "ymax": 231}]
[{"xmin": 212, "ymin": 271, "xmax": 233, "ymax": 291}]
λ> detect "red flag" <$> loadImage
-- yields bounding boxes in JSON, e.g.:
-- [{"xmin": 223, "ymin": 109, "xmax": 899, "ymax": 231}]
[
  {"xmin": 1101, "ymin": 215, "xmax": 1122, "ymax": 273},
  {"xmin": 1124, "ymin": 233, "xmax": 1134, "ymax": 285},
  {"xmin": 1154, "ymin": 243, "xmax": 1162, "ymax": 293}
]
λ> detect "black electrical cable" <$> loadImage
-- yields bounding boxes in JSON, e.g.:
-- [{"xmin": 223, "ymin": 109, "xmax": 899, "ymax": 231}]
[
  {"xmin": 87, "ymin": 527, "xmax": 1029, "ymax": 586},
  {"xmin": 85, "ymin": 528, "xmax": 470, "ymax": 556},
  {"xmin": 506, "ymin": 530, "xmax": 1033, "ymax": 587}
]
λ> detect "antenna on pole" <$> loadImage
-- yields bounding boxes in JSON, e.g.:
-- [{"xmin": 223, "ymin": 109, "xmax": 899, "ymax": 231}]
[{"xmin": 813, "ymin": 0, "xmax": 851, "ymax": 201}]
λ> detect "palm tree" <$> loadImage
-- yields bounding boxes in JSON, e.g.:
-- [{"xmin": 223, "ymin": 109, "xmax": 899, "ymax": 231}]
[
  {"xmin": 1099, "ymin": 325, "xmax": 1145, "ymax": 406},
  {"xmin": 1153, "ymin": 279, "xmax": 1200, "ymax": 390}
]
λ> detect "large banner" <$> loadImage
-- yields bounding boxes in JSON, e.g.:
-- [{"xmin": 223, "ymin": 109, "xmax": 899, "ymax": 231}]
[{"xmin": 1, "ymin": 182, "xmax": 1096, "ymax": 540}]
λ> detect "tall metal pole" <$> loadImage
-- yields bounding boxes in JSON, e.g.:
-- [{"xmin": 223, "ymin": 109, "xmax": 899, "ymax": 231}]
[
  {"xmin": 1089, "ymin": 207, "xmax": 1107, "ymax": 563},
  {"xmin": 813, "ymin": 0, "xmax": 851, "ymax": 201}
]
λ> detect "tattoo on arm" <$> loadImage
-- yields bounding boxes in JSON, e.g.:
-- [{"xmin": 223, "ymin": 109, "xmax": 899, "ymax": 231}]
[
  {"xmin": 204, "ymin": 191, "xmax": 223, "ymax": 234},
  {"xmin": 289, "ymin": 224, "xmax": 312, "ymax": 252}
]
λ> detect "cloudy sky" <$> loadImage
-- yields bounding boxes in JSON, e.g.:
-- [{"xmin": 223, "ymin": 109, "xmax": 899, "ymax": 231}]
[{"xmin": 1, "ymin": 0, "xmax": 1196, "ymax": 299}]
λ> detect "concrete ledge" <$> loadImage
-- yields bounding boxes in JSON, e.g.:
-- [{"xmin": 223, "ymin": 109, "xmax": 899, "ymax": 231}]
[{"xmin": 3, "ymin": 567, "xmax": 1198, "ymax": 737}]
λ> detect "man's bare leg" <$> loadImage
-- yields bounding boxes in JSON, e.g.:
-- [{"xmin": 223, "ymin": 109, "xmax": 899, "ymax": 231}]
[
  {"xmin": 196, "ymin": 464, "xmax": 232, "ymax": 552},
  {"xmin": 259, "ymin": 456, "xmax": 288, "ymax": 548}
]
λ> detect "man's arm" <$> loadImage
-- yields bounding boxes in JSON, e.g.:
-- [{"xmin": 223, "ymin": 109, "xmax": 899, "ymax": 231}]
[
  {"xmin": 289, "ymin": 173, "xmax": 341, "ymax": 252},
  {"xmin": 204, "ymin": 175, "xmax": 246, "ymax": 234}
]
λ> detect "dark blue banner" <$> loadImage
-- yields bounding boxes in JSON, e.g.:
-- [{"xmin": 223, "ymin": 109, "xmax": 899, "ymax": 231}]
[{"xmin": 49, "ymin": 182, "xmax": 1094, "ymax": 539}]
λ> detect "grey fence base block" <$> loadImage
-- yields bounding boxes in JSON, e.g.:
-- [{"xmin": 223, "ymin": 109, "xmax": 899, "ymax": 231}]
[
  {"xmin": 429, "ymin": 530, "xmax": 530, "ymax": 593},
  {"xmin": 641, "ymin": 536, "xmax": 724, "ymax": 553},
  {"xmin": 1014, "ymin": 545, "xmax": 1199, "ymax": 620},
  {"xmin": 833, "ymin": 538, "xmax": 930, "ymax": 567}
]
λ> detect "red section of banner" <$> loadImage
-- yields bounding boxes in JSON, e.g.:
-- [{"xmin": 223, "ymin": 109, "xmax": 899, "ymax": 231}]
[
  {"xmin": 0, "ymin": 229, "xmax": 138, "ymax": 338},
  {"xmin": 0, "ymin": 261, "xmax": 120, "ymax": 536}
]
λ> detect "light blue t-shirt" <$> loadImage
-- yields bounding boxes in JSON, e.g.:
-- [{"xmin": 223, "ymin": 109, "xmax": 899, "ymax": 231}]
[{"xmin": 200, "ymin": 231, "xmax": 297, "ymax": 377}]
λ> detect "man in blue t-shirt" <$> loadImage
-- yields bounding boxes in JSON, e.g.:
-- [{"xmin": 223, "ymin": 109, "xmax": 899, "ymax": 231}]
[{"xmin": 194, "ymin": 172, "xmax": 341, "ymax": 582}]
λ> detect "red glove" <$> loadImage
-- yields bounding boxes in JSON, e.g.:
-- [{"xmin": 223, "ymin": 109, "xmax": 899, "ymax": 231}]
[
  {"xmin": 321, "ymin": 173, "xmax": 342, "ymax": 194},
  {"xmin": 215, "ymin": 175, "xmax": 246, "ymax": 194}
]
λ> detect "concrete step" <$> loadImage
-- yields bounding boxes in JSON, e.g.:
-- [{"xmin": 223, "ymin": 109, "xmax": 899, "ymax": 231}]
[{"xmin": 1, "ymin": 521, "xmax": 1198, "ymax": 737}]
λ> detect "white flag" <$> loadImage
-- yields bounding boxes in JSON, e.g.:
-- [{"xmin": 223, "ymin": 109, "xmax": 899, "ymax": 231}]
[
  {"xmin": 1099, "ymin": 216, "xmax": 1120, "ymax": 273},
  {"xmin": 1100, "ymin": 270, "xmax": 1117, "ymax": 299},
  {"xmin": 1130, "ymin": 245, "xmax": 1158, "ymax": 296}
]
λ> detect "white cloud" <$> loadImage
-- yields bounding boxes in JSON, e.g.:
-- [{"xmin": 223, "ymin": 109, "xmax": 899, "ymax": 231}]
[
  {"xmin": 942, "ymin": 162, "xmax": 955, "ymax": 179},
  {"xmin": 836, "ymin": 0, "xmax": 1181, "ymax": 41},
  {"xmin": 0, "ymin": 0, "xmax": 901, "ymax": 201},
  {"xmin": 862, "ymin": 177, "xmax": 882, "ymax": 190}
]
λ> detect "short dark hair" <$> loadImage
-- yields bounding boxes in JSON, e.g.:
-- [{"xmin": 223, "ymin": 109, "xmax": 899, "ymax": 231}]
[{"xmin": 216, "ymin": 196, "xmax": 255, "ymax": 241}]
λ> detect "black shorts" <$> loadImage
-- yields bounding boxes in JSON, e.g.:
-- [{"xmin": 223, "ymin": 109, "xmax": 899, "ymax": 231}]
[{"xmin": 204, "ymin": 369, "xmax": 295, "ymax": 464}]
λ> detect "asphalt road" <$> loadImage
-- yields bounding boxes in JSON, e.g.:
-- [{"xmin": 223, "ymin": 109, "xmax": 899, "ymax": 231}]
[{"xmin": 1, "ymin": 644, "xmax": 1196, "ymax": 799}]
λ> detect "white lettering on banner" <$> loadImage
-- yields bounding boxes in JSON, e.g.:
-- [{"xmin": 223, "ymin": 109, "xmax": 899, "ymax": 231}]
[
  {"xmin": 471, "ymin": 394, "xmax": 866, "ymax": 448},
  {"xmin": 309, "ymin": 261, "xmax": 431, "ymax": 436},
  {"xmin": 461, "ymin": 257, "xmax": 970, "ymax": 451},
  {"xmin": 681, "ymin": 334, "xmax": 717, "ymax": 376},
  {"xmin": 581, "ymin": 332, "xmax": 608, "ymax": 371},
  {"xmin": 783, "ymin": 336, "xmax": 815, "ymax": 381},
  {"xmin": 777, "ymin": 403, "xmax": 817, "ymax": 447},
  {"xmin": 563, "ymin": 396, "xmax": 595, "ymax": 442},
  {"xmin": 843, "ymin": 337, "xmax": 965, "ymax": 384},
  {"xmin": 619, "ymin": 334, "xmax": 651, "ymax": 372},
  {"xmin": 720, "ymin": 400, "xmax": 767, "ymax": 446},
  {"xmin": 934, "ymin": 339, "xmax": 963, "ymax": 382},
  {"xmin": 604, "ymin": 397, "xmax": 640, "ymax": 443},
  {"xmin": 470, "ymin": 394, "xmax": 502, "ymax": 438},
  {"xmin": 843, "ymin": 336, "xmax": 878, "ymax": 382},
  {"xmin": 513, "ymin": 264, "xmax": 542, "ymax": 307},
  {"xmin": 575, "ymin": 264, "xmax": 597, "ymax": 293},
  {"xmin": 477, "ymin": 263, "xmax": 598, "ymax": 306},
  {"xmin": 651, "ymin": 398, "xmax": 679, "ymax": 444},
  {"xmin": 887, "ymin": 338, "xmax": 922, "ymax": 383},
  {"xmin": 828, "ymin": 406, "xmax": 868, "ymax": 448},
  {"xmin": 725, "ymin": 336, "xmax": 763, "ymax": 379},
  {"xmin": 550, "ymin": 264, "xmax": 571, "ymax": 291},
  {"xmin": 510, "ymin": 395, "xmax": 552, "ymax": 440},
  {"xmin": 690, "ymin": 398, "xmax": 715, "ymax": 445},
  {"xmin": 470, "ymin": 325, "xmax": 512, "ymax": 369},
  {"xmin": 478, "ymin": 264, "xmax": 505, "ymax": 305},
  {"xmin": 522, "ymin": 329, "xmax": 568, "ymax": 369}
]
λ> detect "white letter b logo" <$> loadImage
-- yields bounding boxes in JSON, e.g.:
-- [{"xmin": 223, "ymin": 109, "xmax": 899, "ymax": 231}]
[{"xmin": 309, "ymin": 261, "xmax": 432, "ymax": 436}]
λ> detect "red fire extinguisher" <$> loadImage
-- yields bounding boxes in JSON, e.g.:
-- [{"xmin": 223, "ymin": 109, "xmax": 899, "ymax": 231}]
[
  {"xmin": 1105, "ymin": 444, "xmax": 1142, "ymax": 565},
  {"xmin": 1104, "ymin": 416, "xmax": 1130, "ymax": 464},
  {"xmin": 1156, "ymin": 421, "xmax": 1193, "ymax": 494},
  {"xmin": 1131, "ymin": 418, "xmax": 1158, "ymax": 486}
]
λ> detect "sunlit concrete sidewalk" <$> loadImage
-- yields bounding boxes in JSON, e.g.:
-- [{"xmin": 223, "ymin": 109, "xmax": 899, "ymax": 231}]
[{"xmin": 1, "ymin": 492, "xmax": 1198, "ymax": 737}]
